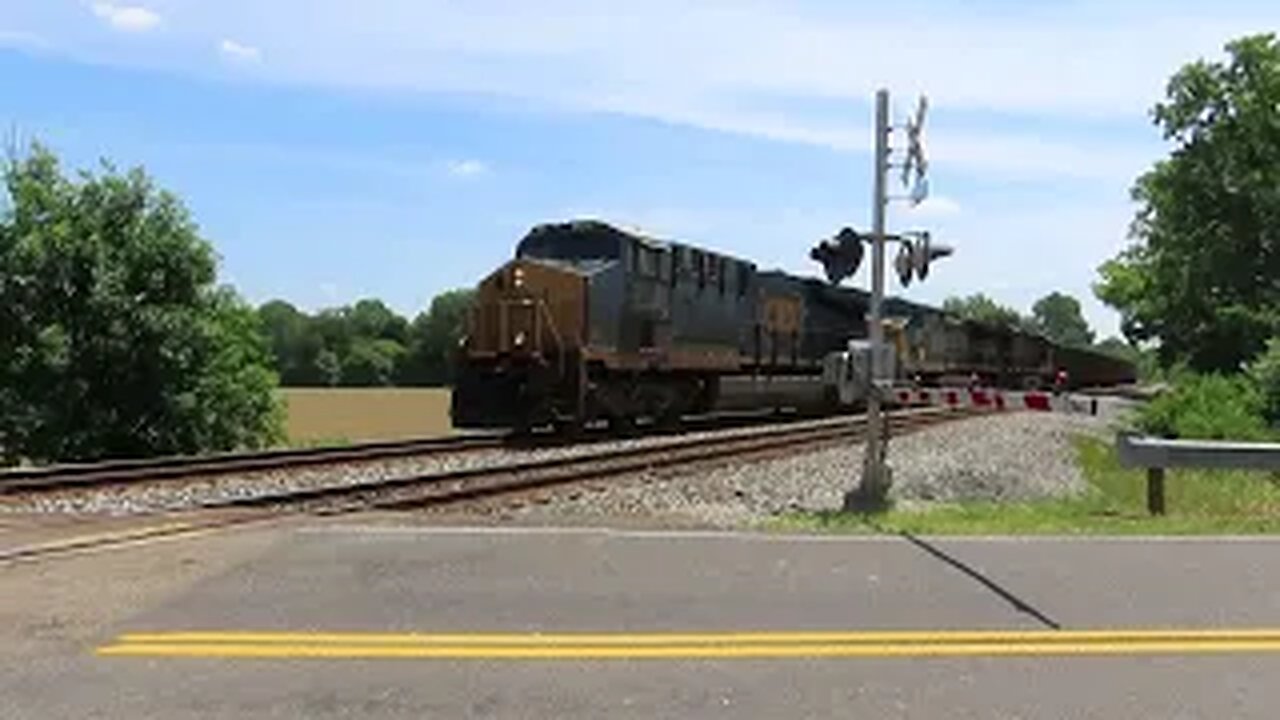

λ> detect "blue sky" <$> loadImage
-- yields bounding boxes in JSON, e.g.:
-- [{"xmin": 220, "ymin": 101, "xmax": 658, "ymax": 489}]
[{"xmin": 3, "ymin": 1, "xmax": 1277, "ymax": 336}]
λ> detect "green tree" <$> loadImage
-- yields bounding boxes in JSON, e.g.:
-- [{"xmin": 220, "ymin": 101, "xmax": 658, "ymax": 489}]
[
  {"xmin": 1095, "ymin": 34, "xmax": 1280, "ymax": 372},
  {"xmin": 342, "ymin": 337, "xmax": 407, "ymax": 386},
  {"xmin": 401, "ymin": 289, "xmax": 475, "ymax": 385},
  {"xmin": 257, "ymin": 299, "xmax": 315, "ymax": 385},
  {"xmin": 348, "ymin": 298, "xmax": 409, "ymax": 345},
  {"xmin": 1030, "ymin": 292, "xmax": 1095, "ymax": 347},
  {"xmin": 942, "ymin": 293, "xmax": 1025, "ymax": 329},
  {"xmin": 0, "ymin": 144, "xmax": 283, "ymax": 464}
]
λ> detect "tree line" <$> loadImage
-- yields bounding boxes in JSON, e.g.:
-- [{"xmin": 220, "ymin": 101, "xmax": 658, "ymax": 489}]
[{"xmin": 256, "ymin": 292, "xmax": 472, "ymax": 388}]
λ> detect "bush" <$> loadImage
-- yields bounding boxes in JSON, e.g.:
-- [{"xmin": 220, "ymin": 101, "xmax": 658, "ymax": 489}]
[
  {"xmin": 1, "ymin": 144, "xmax": 284, "ymax": 464},
  {"xmin": 1137, "ymin": 372, "xmax": 1270, "ymax": 440},
  {"xmin": 1247, "ymin": 338, "xmax": 1280, "ymax": 427}
]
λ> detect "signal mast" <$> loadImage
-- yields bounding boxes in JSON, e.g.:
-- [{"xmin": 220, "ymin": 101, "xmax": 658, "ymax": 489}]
[{"xmin": 810, "ymin": 89, "xmax": 952, "ymax": 512}]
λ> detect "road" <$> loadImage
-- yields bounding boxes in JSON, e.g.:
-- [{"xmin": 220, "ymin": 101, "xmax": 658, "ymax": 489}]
[{"xmin": 3, "ymin": 514, "xmax": 1280, "ymax": 718}]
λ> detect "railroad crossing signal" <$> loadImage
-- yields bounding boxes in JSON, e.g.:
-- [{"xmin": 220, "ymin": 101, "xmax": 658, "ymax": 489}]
[
  {"xmin": 810, "ymin": 226, "xmax": 866, "ymax": 284},
  {"xmin": 892, "ymin": 231, "xmax": 954, "ymax": 288},
  {"xmin": 901, "ymin": 96, "xmax": 929, "ymax": 206}
]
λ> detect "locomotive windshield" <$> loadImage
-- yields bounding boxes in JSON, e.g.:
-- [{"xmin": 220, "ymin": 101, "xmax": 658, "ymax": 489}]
[{"xmin": 516, "ymin": 223, "xmax": 624, "ymax": 262}]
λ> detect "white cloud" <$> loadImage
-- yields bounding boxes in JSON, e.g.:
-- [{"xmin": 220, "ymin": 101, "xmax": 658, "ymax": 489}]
[
  {"xmin": 218, "ymin": 39, "xmax": 261, "ymax": 63},
  {"xmin": 90, "ymin": 2, "xmax": 161, "ymax": 33},
  {"xmin": 446, "ymin": 159, "xmax": 488, "ymax": 178},
  {"xmin": 28, "ymin": 1, "xmax": 1261, "ymax": 182},
  {"xmin": 0, "ymin": 30, "xmax": 52, "ymax": 49}
]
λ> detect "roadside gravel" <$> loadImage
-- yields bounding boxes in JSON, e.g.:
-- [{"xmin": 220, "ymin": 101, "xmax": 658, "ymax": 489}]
[{"xmin": 505, "ymin": 410, "xmax": 1117, "ymax": 528}]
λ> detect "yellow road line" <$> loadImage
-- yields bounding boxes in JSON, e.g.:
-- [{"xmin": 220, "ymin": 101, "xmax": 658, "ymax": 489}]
[
  {"xmin": 115, "ymin": 628, "xmax": 1280, "ymax": 646},
  {"xmin": 1, "ymin": 522, "xmax": 202, "ymax": 559},
  {"xmin": 97, "ymin": 628, "xmax": 1280, "ymax": 659},
  {"xmin": 96, "ymin": 640, "xmax": 1280, "ymax": 659}
]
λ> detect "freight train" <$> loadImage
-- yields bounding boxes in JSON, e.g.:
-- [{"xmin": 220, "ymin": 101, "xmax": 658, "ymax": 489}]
[{"xmin": 451, "ymin": 220, "xmax": 1136, "ymax": 431}]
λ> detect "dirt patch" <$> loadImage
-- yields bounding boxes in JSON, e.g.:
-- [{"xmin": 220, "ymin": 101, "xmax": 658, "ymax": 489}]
[{"xmin": 281, "ymin": 388, "xmax": 452, "ymax": 443}]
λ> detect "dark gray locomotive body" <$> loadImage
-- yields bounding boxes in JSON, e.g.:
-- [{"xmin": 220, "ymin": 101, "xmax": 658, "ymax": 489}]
[{"xmin": 452, "ymin": 220, "xmax": 1135, "ymax": 430}]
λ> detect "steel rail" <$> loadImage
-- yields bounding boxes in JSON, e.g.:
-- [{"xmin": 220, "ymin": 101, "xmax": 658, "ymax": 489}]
[{"xmin": 0, "ymin": 434, "xmax": 506, "ymax": 493}]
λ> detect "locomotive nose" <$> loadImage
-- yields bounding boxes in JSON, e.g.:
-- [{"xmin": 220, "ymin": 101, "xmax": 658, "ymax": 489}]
[
  {"xmin": 466, "ymin": 259, "xmax": 585, "ymax": 359},
  {"xmin": 452, "ymin": 257, "xmax": 590, "ymax": 431}
]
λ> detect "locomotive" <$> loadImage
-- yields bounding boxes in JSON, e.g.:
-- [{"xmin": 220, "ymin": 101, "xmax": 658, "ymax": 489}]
[{"xmin": 451, "ymin": 220, "xmax": 1135, "ymax": 431}]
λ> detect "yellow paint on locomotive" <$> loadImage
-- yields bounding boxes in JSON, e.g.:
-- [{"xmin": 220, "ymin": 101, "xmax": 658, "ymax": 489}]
[{"xmin": 465, "ymin": 259, "xmax": 586, "ymax": 360}]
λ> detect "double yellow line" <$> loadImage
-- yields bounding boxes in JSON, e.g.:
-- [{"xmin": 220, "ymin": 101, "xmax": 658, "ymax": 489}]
[{"xmin": 96, "ymin": 629, "xmax": 1280, "ymax": 659}]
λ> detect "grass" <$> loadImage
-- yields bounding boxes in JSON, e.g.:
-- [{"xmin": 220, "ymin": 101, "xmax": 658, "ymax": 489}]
[
  {"xmin": 284, "ymin": 436, "xmax": 354, "ymax": 450},
  {"xmin": 773, "ymin": 435, "xmax": 1280, "ymax": 535}
]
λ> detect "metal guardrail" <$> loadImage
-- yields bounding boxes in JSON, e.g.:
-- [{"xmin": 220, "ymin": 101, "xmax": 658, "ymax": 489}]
[{"xmin": 1115, "ymin": 432, "xmax": 1280, "ymax": 515}]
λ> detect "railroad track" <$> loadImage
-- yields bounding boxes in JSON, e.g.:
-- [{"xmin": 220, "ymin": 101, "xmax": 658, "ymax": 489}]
[
  {"xmin": 0, "ymin": 434, "xmax": 507, "ymax": 494},
  {"xmin": 1, "ymin": 406, "xmax": 983, "ymax": 564},
  {"xmin": 0, "ymin": 407, "xmax": 894, "ymax": 495}
]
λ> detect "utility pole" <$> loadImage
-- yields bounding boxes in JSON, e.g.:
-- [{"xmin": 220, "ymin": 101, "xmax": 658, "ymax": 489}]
[{"xmin": 844, "ymin": 89, "xmax": 892, "ymax": 512}]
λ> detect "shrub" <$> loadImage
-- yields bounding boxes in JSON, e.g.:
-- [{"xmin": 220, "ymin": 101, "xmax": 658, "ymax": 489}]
[
  {"xmin": 1137, "ymin": 372, "xmax": 1270, "ymax": 440},
  {"xmin": 1247, "ymin": 338, "xmax": 1280, "ymax": 427}
]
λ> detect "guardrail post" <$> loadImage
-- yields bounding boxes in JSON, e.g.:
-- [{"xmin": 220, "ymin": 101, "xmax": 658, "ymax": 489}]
[{"xmin": 1147, "ymin": 467, "xmax": 1165, "ymax": 516}]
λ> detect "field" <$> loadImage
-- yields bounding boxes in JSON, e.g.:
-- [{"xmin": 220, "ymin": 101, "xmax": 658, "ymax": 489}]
[{"xmin": 280, "ymin": 388, "xmax": 453, "ymax": 445}]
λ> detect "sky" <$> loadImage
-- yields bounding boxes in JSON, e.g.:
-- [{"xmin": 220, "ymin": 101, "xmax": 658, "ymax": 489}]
[{"xmin": 1, "ymin": 1, "xmax": 1277, "ymax": 337}]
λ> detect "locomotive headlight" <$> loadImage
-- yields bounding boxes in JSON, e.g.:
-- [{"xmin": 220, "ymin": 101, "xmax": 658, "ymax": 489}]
[{"xmin": 513, "ymin": 267, "xmax": 525, "ymax": 288}]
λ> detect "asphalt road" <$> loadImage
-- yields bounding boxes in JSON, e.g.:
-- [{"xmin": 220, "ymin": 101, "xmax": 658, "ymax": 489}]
[{"xmin": 5, "ymin": 516, "xmax": 1280, "ymax": 718}]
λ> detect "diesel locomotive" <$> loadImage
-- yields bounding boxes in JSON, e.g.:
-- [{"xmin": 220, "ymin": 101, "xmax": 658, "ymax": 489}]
[{"xmin": 451, "ymin": 220, "xmax": 1135, "ymax": 430}]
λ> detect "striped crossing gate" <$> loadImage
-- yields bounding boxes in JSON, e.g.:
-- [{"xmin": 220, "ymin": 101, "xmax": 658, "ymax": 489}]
[{"xmin": 892, "ymin": 387, "xmax": 1097, "ymax": 414}]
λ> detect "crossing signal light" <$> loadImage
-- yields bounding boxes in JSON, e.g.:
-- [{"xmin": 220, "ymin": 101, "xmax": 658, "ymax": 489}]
[
  {"xmin": 810, "ymin": 227, "xmax": 865, "ymax": 284},
  {"xmin": 894, "ymin": 241, "xmax": 915, "ymax": 287},
  {"xmin": 894, "ymin": 232, "xmax": 954, "ymax": 287}
]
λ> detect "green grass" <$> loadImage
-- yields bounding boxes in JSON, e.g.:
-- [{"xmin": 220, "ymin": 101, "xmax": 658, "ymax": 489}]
[
  {"xmin": 773, "ymin": 435, "xmax": 1280, "ymax": 535},
  {"xmin": 283, "ymin": 436, "xmax": 353, "ymax": 450}
]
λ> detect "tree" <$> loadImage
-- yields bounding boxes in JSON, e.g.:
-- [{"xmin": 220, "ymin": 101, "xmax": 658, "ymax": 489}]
[
  {"xmin": 349, "ymin": 298, "xmax": 409, "ymax": 345},
  {"xmin": 1030, "ymin": 292, "xmax": 1095, "ymax": 347},
  {"xmin": 402, "ymin": 289, "xmax": 475, "ymax": 385},
  {"xmin": 942, "ymin": 293, "xmax": 1025, "ymax": 329},
  {"xmin": 0, "ymin": 144, "xmax": 283, "ymax": 464},
  {"xmin": 258, "ymin": 299, "xmax": 311, "ymax": 384},
  {"xmin": 1095, "ymin": 34, "xmax": 1280, "ymax": 372},
  {"xmin": 342, "ymin": 337, "xmax": 407, "ymax": 386}
]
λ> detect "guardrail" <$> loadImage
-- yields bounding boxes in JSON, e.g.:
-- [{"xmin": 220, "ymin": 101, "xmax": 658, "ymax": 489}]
[{"xmin": 1115, "ymin": 432, "xmax": 1280, "ymax": 515}]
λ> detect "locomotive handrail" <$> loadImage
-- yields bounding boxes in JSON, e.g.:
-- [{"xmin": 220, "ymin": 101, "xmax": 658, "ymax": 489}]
[{"xmin": 533, "ymin": 296, "xmax": 566, "ymax": 375}]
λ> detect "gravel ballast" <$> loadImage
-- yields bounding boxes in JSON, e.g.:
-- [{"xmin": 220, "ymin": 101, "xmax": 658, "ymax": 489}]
[
  {"xmin": 0, "ymin": 414, "xmax": 874, "ymax": 516},
  {"xmin": 503, "ymin": 410, "xmax": 1116, "ymax": 528}
]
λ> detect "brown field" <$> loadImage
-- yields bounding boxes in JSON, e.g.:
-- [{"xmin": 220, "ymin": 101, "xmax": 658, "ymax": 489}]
[{"xmin": 280, "ymin": 388, "xmax": 453, "ymax": 444}]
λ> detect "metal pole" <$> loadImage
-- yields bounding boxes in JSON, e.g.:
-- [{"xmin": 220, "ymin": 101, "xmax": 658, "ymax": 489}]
[{"xmin": 846, "ymin": 88, "xmax": 891, "ymax": 512}]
